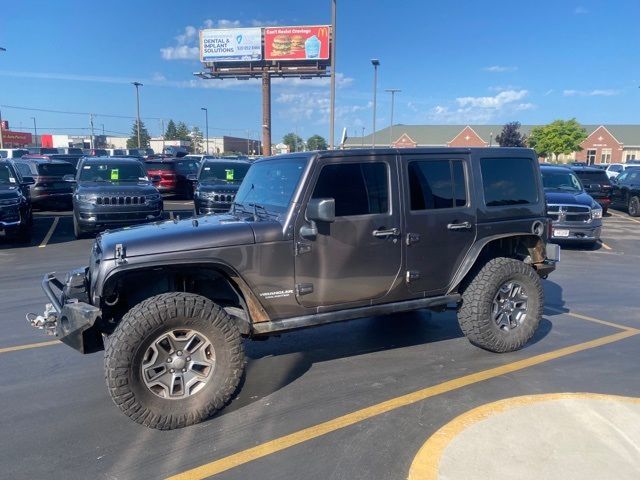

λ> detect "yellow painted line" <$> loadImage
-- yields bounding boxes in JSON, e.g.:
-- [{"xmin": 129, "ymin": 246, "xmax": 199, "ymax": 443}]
[
  {"xmin": 609, "ymin": 211, "xmax": 640, "ymax": 224},
  {"xmin": 407, "ymin": 392, "xmax": 640, "ymax": 480},
  {"xmin": 599, "ymin": 240, "xmax": 612, "ymax": 250},
  {"xmin": 166, "ymin": 327, "xmax": 639, "ymax": 480},
  {"xmin": 0, "ymin": 339, "xmax": 60, "ymax": 354},
  {"xmin": 546, "ymin": 306, "xmax": 638, "ymax": 331},
  {"xmin": 38, "ymin": 216, "xmax": 59, "ymax": 248}
]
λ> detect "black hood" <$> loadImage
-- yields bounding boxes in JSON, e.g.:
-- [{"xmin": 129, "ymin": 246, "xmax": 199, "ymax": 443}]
[
  {"xmin": 0, "ymin": 184, "xmax": 22, "ymax": 202},
  {"xmin": 96, "ymin": 214, "xmax": 284, "ymax": 259},
  {"xmin": 76, "ymin": 182, "xmax": 158, "ymax": 195},
  {"xmin": 544, "ymin": 190, "xmax": 596, "ymax": 207}
]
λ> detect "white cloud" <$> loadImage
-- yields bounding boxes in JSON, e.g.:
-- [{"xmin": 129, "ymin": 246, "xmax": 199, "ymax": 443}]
[
  {"xmin": 563, "ymin": 89, "xmax": 619, "ymax": 96},
  {"xmin": 483, "ymin": 65, "xmax": 518, "ymax": 73},
  {"xmin": 161, "ymin": 19, "xmax": 279, "ymax": 61},
  {"xmin": 275, "ymin": 91, "xmax": 369, "ymax": 125},
  {"xmin": 574, "ymin": 6, "xmax": 589, "ymax": 14},
  {"xmin": 272, "ymin": 73, "xmax": 353, "ymax": 88},
  {"xmin": 429, "ymin": 90, "xmax": 534, "ymax": 123},
  {"xmin": 544, "ymin": 89, "xmax": 555, "ymax": 96}
]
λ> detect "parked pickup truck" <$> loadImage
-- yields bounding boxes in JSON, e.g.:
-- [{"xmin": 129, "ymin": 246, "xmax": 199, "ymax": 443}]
[{"xmin": 28, "ymin": 148, "xmax": 559, "ymax": 429}]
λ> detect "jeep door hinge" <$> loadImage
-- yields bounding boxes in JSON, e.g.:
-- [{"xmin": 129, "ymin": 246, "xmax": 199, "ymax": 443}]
[
  {"xmin": 296, "ymin": 283, "xmax": 314, "ymax": 295},
  {"xmin": 114, "ymin": 243, "xmax": 127, "ymax": 264},
  {"xmin": 296, "ymin": 242, "xmax": 312, "ymax": 256},
  {"xmin": 406, "ymin": 270, "xmax": 421, "ymax": 283},
  {"xmin": 406, "ymin": 233, "xmax": 420, "ymax": 246}
]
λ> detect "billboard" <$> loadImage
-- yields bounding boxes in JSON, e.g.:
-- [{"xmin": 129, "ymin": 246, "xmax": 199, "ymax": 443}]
[
  {"xmin": 200, "ymin": 27, "xmax": 262, "ymax": 62},
  {"xmin": 264, "ymin": 25, "xmax": 330, "ymax": 61},
  {"xmin": 1, "ymin": 130, "xmax": 32, "ymax": 146}
]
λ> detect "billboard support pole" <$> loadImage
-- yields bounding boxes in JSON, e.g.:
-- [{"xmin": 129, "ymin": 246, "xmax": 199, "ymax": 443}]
[
  {"xmin": 0, "ymin": 108, "xmax": 4, "ymax": 149},
  {"xmin": 262, "ymin": 71, "xmax": 271, "ymax": 156},
  {"xmin": 329, "ymin": 0, "xmax": 336, "ymax": 149}
]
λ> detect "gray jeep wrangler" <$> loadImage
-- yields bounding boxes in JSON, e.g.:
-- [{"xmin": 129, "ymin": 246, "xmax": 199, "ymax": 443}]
[{"xmin": 28, "ymin": 148, "xmax": 559, "ymax": 429}]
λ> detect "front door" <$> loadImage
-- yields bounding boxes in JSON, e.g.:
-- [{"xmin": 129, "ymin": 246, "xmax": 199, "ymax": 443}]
[
  {"xmin": 402, "ymin": 155, "xmax": 476, "ymax": 294},
  {"xmin": 294, "ymin": 156, "xmax": 402, "ymax": 308}
]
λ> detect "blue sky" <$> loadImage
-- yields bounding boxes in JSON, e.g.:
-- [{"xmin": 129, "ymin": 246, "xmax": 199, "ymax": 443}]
[{"xmin": 1, "ymin": 0, "xmax": 639, "ymax": 143}]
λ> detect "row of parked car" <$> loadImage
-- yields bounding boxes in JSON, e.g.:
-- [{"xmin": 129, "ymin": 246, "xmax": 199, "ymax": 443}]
[{"xmin": 0, "ymin": 153, "xmax": 251, "ymax": 241}]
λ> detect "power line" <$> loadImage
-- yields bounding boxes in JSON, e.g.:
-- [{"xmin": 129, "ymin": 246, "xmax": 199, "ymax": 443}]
[{"xmin": 0, "ymin": 103, "xmax": 163, "ymax": 120}]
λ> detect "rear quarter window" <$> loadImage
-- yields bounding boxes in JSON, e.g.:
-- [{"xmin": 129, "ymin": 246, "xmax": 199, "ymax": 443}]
[{"xmin": 480, "ymin": 157, "xmax": 539, "ymax": 207}]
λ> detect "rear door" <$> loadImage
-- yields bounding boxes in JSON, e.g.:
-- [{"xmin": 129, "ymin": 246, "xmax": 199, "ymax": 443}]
[
  {"xmin": 401, "ymin": 154, "xmax": 476, "ymax": 294},
  {"xmin": 294, "ymin": 155, "xmax": 402, "ymax": 308}
]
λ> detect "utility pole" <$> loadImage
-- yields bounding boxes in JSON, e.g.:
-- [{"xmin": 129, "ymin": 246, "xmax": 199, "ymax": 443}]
[
  {"xmin": 371, "ymin": 59, "xmax": 380, "ymax": 148},
  {"xmin": 161, "ymin": 119, "xmax": 165, "ymax": 153},
  {"xmin": 361, "ymin": 126, "xmax": 365, "ymax": 148},
  {"xmin": 262, "ymin": 72, "xmax": 271, "ymax": 156},
  {"xmin": 0, "ymin": 108, "xmax": 4, "ymax": 149},
  {"xmin": 89, "ymin": 113, "xmax": 95, "ymax": 149},
  {"xmin": 329, "ymin": 0, "xmax": 337, "ymax": 149},
  {"xmin": 201, "ymin": 108, "xmax": 209, "ymax": 154},
  {"xmin": 31, "ymin": 117, "xmax": 38, "ymax": 148},
  {"xmin": 101, "ymin": 124, "xmax": 105, "ymax": 135},
  {"xmin": 246, "ymin": 129, "xmax": 250, "ymax": 155},
  {"xmin": 385, "ymin": 89, "xmax": 401, "ymax": 146},
  {"xmin": 132, "ymin": 82, "xmax": 143, "ymax": 148}
]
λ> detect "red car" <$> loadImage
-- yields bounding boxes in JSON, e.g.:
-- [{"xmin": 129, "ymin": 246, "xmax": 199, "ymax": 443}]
[{"xmin": 145, "ymin": 158, "xmax": 200, "ymax": 198}]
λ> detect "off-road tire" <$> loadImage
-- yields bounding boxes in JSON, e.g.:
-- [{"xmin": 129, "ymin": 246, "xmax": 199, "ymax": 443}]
[
  {"xmin": 458, "ymin": 257, "xmax": 543, "ymax": 353},
  {"xmin": 629, "ymin": 195, "xmax": 640, "ymax": 217},
  {"xmin": 104, "ymin": 292, "xmax": 245, "ymax": 429}
]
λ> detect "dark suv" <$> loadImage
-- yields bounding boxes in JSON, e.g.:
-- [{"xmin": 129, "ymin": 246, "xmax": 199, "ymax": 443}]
[
  {"xmin": 193, "ymin": 159, "xmax": 250, "ymax": 214},
  {"xmin": 12, "ymin": 156, "xmax": 76, "ymax": 209},
  {"xmin": 540, "ymin": 165, "xmax": 603, "ymax": 245},
  {"xmin": 29, "ymin": 148, "xmax": 558, "ymax": 429},
  {"xmin": 68, "ymin": 157, "xmax": 163, "ymax": 238},
  {"xmin": 0, "ymin": 161, "xmax": 34, "ymax": 241},
  {"xmin": 570, "ymin": 166, "xmax": 613, "ymax": 214},
  {"xmin": 610, "ymin": 167, "xmax": 640, "ymax": 217}
]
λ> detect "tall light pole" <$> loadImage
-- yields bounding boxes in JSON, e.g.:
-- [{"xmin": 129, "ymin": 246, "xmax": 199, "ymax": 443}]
[
  {"xmin": 385, "ymin": 89, "xmax": 401, "ymax": 146},
  {"xmin": 201, "ymin": 107, "xmax": 209, "ymax": 154},
  {"xmin": 132, "ymin": 82, "xmax": 143, "ymax": 148},
  {"xmin": 361, "ymin": 126, "xmax": 365, "ymax": 148},
  {"xmin": 371, "ymin": 59, "xmax": 380, "ymax": 148},
  {"xmin": 0, "ymin": 47, "xmax": 5, "ymax": 149},
  {"xmin": 31, "ymin": 117, "xmax": 38, "ymax": 148},
  {"xmin": 329, "ymin": 0, "xmax": 337, "ymax": 150}
]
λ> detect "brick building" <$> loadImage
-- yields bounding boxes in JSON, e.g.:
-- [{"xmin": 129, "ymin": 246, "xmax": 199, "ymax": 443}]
[{"xmin": 344, "ymin": 124, "xmax": 640, "ymax": 164}]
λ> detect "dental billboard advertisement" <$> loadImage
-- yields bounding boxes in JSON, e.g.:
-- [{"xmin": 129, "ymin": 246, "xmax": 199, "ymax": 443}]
[{"xmin": 200, "ymin": 27, "xmax": 262, "ymax": 62}]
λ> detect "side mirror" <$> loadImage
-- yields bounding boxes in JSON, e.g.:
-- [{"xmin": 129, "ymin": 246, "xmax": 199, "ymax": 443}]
[
  {"xmin": 20, "ymin": 175, "xmax": 35, "ymax": 185},
  {"xmin": 300, "ymin": 198, "xmax": 335, "ymax": 238},
  {"xmin": 306, "ymin": 198, "xmax": 335, "ymax": 223},
  {"xmin": 62, "ymin": 174, "xmax": 76, "ymax": 183}
]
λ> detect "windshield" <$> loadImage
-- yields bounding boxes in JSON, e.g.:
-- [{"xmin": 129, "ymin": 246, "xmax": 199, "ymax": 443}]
[
  {"xmin": 37, "ymin": 163, "xmax": 76, "ymax": 177},
  {"xmin": 574, "ymin": 171, "xmax": 610, "ymax": 184},
  {"xmin": 200, "ymin": 162, "xmax": 250, "ymax": 184},
  {"xmin": 0, "ymin": 164, "xmax": 17, "ymax": 184},
  {"xmin": 79, "ymin": 162, "xmax": 146, "ymax": 182},
  {"xmin": 174, "ymin": 160, "xmax": 200, "ymax": 174},
  {"xmin": 542, "ymin": 170, "xmax": 583, "ymax": 193},
  {"xmin": 234, "ymin": 157, "xmax": 308, "ymax": 212}
]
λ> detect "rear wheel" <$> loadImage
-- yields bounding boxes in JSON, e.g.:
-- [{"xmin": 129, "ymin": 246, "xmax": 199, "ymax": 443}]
[
  {"xmin": 458, "ymin": 257, "xmax": 543, "ymax": 353},
  {"xmin": 104, "ymin": 292, "xmax": 245, "ymax": 430},
  {"xmin": 629, "ymin": 196, "xmax": 640, "ymax": 217}
]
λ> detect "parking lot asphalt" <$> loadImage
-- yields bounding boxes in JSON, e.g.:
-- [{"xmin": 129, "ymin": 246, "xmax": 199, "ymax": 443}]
[{"xmin": 1, "ymin": 206, "xmax": 639, "ymax": 479}]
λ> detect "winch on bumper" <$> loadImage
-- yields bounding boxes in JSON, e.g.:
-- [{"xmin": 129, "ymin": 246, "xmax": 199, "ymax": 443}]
[{"xmin": 26, "ymin": 270, "xmax": 103, "ymax": 354}]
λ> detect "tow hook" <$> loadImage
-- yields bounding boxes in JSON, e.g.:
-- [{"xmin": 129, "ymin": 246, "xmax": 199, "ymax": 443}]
[{"xmin": 26, "ymin": 303, "xmax": 58, "ymax": 336}]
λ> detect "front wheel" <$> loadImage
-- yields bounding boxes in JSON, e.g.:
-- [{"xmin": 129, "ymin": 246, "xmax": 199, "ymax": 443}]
[
  {"xmin": 458, "ymin": 257, "xmax": 543, "ymax": 353},
  {"xmin": 104, "ymin": 293, "xmax": 245, "ymax": 429},
  {"xmin": 629, "ymin": 196, "xmax": 640, "ymax": 217}
]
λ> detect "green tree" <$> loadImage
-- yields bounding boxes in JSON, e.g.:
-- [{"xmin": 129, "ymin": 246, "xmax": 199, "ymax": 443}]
[
  {"xmin": 191, "ymin": 126, "xmax": 204, "ymax": 153},
  {"xmin": 176, "ymin": 122, "xmax": 191, "ymax": 141},
  {"xmin": 283, "ymin": 132, "xmax": 305, "ymax": 152},
  {"xmin": 528, "ymin": 119, "xmax": 587, "ymax": 163},
  {"xmin": 164, "ymin": 119, "xmax": 178, "ymax": 140},
  {"xmin": 306, "ymin": 134, "xmax": 328, "ymax": 151},
  {"xmin": 496, "ymin": 121, "xmax": 527, "ymax": 147},
  {"xmin": 126, "ymin": 120, "xmax": 150, "ymax": 148}
]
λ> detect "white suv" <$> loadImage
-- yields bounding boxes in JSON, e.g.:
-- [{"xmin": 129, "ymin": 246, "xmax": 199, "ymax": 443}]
[{"xmin": 605, "ymin": 163, "xmax": 638, "ymax": 179}]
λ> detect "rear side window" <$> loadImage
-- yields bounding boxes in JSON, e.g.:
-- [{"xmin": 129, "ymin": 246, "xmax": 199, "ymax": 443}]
[
  {"xmin": 37, "ymin": 163, "xmax": 76, "ymax": 176},
  {"xmin": 481, "ymin": 158, "xmax": 538, "ymax": 207},
  {"xmin": 575, "ymin": 170, "xmax": 610, "ymax": 184},
  {"xmin": 408, "ymin": 160, "xmax": 466, "ymax": 210},
  {"xmin": 312, "ymin": 162, "xmax": 388, "ymax": 217}
]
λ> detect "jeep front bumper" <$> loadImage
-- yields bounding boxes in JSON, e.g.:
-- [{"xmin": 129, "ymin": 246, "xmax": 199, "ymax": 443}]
[{"xmin": 27, "ymin": 272, "xmax": 103, "ymax": 354}]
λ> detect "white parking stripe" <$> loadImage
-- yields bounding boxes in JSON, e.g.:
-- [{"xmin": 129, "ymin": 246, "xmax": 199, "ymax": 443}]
[
  {"xmin": 38, "ymin": 217, "xmax": 59, "ymax": 248},
  {"xmin": 609, "ymin": 212, "xmax": 640, "ymax": 224}
]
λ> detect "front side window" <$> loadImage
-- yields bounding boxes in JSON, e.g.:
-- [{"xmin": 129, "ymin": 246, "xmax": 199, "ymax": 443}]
[
  {"xmin": 312, "ymin": 162, "xmax": 388, "ymax": 217},
  {"xmin": 481, "ymin": 158, "xmax": 539, "ymax": 206},
  {"xmin": 408, "ymin": 159, "xmax": 466, "ymax": 210}
]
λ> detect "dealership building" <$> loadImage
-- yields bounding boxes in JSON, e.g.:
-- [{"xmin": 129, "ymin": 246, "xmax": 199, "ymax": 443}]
[{"xmin": 344, "ymin": 124, "xmax": 640, "ymax": 164}]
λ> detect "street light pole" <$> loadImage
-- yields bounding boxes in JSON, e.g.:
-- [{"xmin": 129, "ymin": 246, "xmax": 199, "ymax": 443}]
[
  {"xmin": 132, "ymin": 82, "xmax": 143, "ymax": 148},
  {"xmin": 385, "ymin": 89, "xmax": 401, "ymax": 146},
  {"xmin": 361, "ymin": 126, "xmax": 365, "ymax": 148},
  {"xmin": 371, "ymin": 59, "xmax": 380, "ymax": 148},
  {"xmin": 201, "ymin": 108, "xmax": 209, "ymax": 154},
  {"xmin": 329, "ymin": 0, "xmax": 337, "ymax": 150},
  {"xmin": 31, "ymin": 117, "xmax": 38, "ymax": 148},
  {"xmin": 0, "ymin": 48, "xmax": 5, "ymax": 149}
]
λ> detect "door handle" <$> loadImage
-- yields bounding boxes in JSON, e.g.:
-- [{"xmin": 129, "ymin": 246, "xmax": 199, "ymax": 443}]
[
  {"xmin": 372, "ymin": 227, "xmax": 400, "ymax": 238},
  {"xmin": 447, "ymin": 221, "xmax": 472, "ymax": 231}
]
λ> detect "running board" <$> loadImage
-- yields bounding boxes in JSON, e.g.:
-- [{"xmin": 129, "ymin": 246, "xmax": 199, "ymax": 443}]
[{"xmin": 252, "ymin": 294, "xmax": 461, "ymax": 335}]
